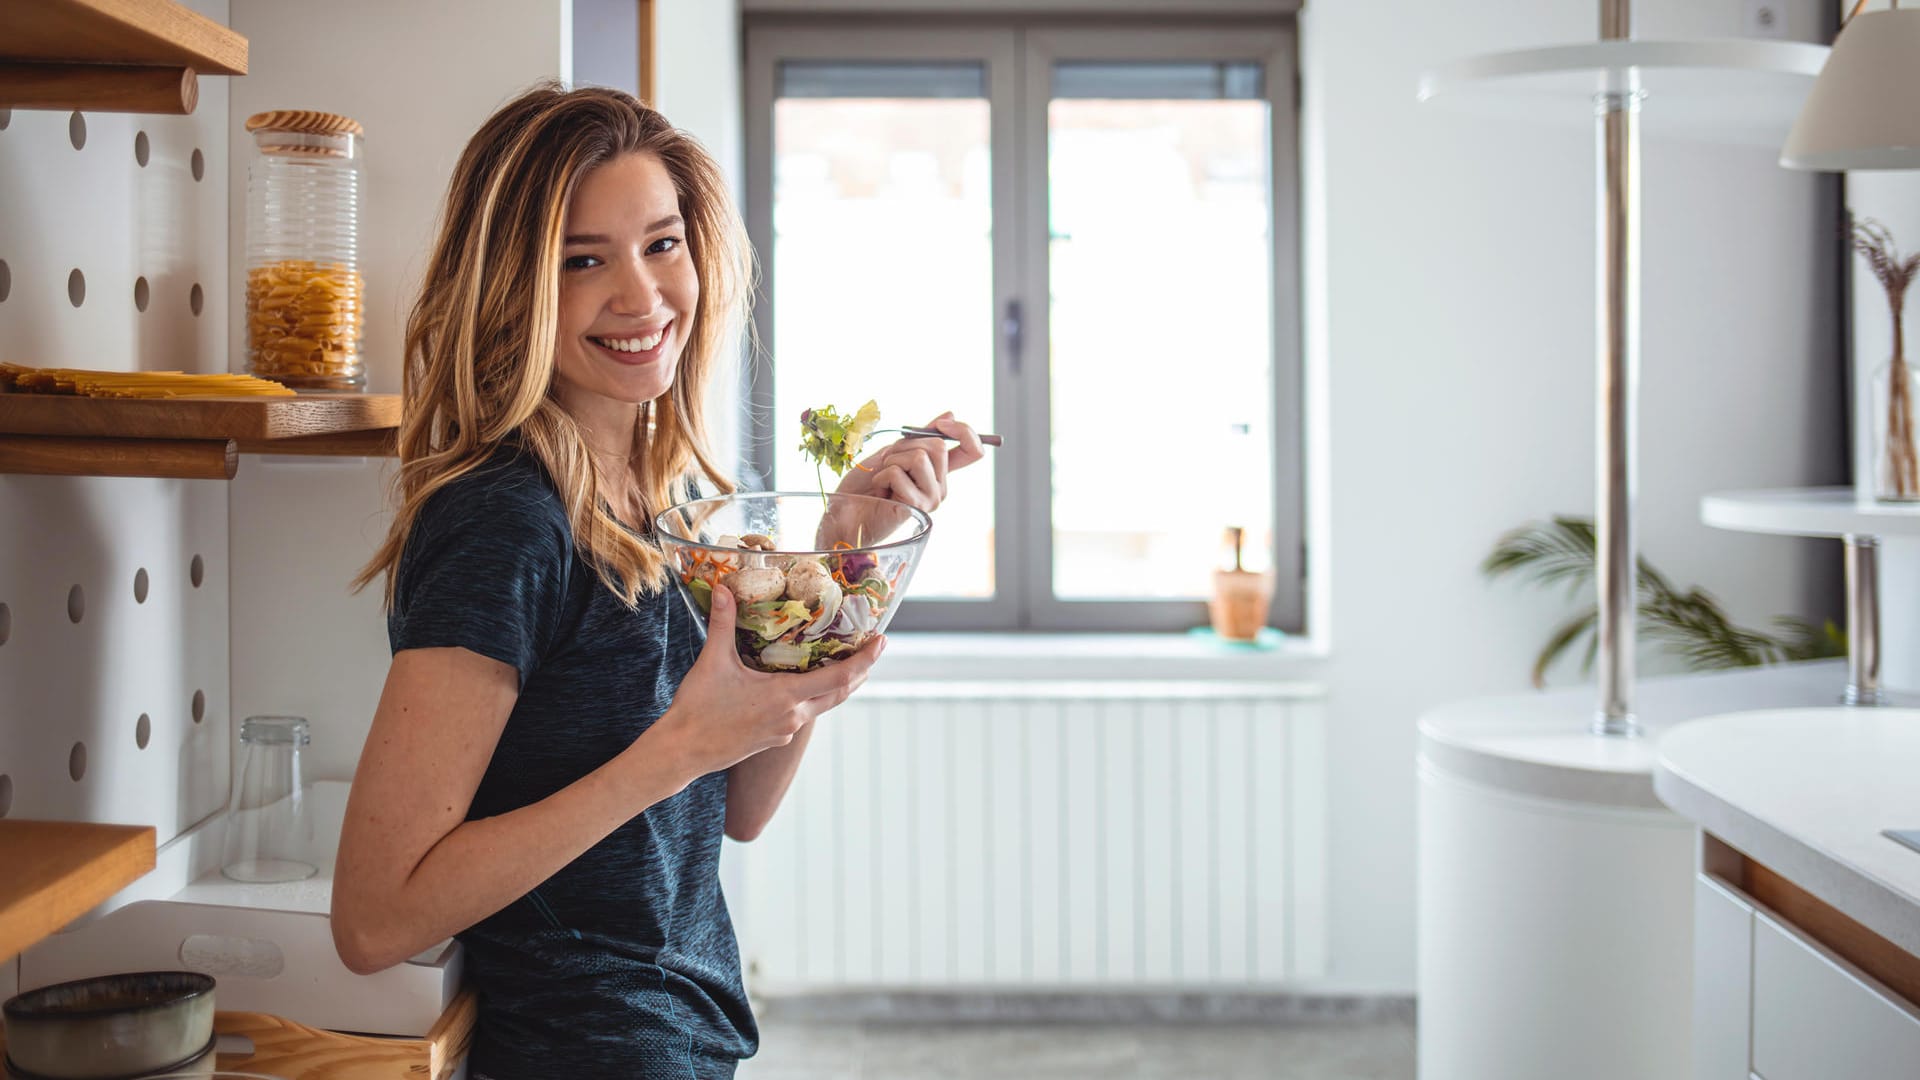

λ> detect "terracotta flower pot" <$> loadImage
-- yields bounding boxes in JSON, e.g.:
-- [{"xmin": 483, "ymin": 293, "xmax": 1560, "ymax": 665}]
[{"xmin": 1209, "ymin": 568, "xmax": 1273, "ymax": 642}]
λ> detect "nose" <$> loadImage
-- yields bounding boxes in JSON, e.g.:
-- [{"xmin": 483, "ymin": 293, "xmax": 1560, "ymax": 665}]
[{"xmin": 609, "ymin": 251, "xmax": 662, "ymax": 317}]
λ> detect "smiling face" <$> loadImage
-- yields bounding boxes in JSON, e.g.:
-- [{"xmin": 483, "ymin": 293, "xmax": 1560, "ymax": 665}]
[{"xmin": 552, "ymin": 152, "xmax": 699, "ymax": 415}]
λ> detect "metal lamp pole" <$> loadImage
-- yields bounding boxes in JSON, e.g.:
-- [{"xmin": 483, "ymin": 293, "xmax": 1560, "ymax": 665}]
[{"xmin": 1594, "ymin": 0, "xmax": 1642, "ymax": 737}]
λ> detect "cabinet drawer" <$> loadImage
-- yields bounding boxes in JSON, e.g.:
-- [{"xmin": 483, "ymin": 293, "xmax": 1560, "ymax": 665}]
[
  {"xmin": 1694, "ymin": 874, "xmax": 1754, "ymax": 1080},
  {"xmin": 1751, "ymin": 909, "xmax": 1920, "ymax": 1080}
]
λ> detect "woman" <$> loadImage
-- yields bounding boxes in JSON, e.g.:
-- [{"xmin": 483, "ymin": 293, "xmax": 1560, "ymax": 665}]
[{"xmin": 330, "ymin": 83, "xmax": 982, "ymax": 1079}]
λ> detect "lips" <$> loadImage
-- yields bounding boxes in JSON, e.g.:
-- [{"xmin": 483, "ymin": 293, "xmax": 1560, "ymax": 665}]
[{"xmin": 587, "ymin": 321, "xmax": 671, "ymax": 364}]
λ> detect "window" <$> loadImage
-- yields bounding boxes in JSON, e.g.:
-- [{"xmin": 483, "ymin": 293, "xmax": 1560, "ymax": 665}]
[{"xmin": 744, "ymin": 20, "xmax": 1302, "ymax": 632}]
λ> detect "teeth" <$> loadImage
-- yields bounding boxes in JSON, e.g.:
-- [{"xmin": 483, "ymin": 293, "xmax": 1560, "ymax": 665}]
[{"xmin": 593, "ymin": 330, "xmax": 665, "ymax": 353}]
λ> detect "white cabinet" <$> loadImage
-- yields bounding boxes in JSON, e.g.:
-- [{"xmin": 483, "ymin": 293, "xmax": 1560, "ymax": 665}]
[
  {"xmin": 1693, "ymin": 875, "xmax": 1754, "ymax": 1080},
  {"xmin": 1750, "ymin": 910, "xmax": 1920, "ymax": 1080},
  {"xmin": 1694, "ymin": 871, "xmax": 1920, "ymax": 1080}
]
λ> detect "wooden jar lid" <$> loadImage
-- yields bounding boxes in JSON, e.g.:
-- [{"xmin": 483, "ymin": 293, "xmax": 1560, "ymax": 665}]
[{"xmin": 245, "ymin": 110, "xmax": 365, "ymax": 137}]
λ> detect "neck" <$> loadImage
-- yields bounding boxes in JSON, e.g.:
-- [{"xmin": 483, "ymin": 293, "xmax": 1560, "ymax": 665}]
[{"xmin": 553, "ymin": 382, "xmax": 643, "ymax": 489}]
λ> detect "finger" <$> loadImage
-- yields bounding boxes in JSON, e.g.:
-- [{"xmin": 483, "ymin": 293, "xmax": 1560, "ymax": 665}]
[
  {"xmin": 927, "ymin": 413, "xmax": 986, "ymax": 470},
  {"xmin": 789, "ymin": 635, "xmax": 883, "ymax": 698},
  {"xmin": 901, "ymin": 450, "xmax": 944, "ymax": 505},
  {"xmin": 703, "ymin": 584, "xmax": 737, "ymax": 651},
  {"xmin": 901, "ymin": 434, "xmax": 952, "ymax": 495},
  {"xmin": 871, "ymin": 464, "xmax": 934, "ymax": 512}
]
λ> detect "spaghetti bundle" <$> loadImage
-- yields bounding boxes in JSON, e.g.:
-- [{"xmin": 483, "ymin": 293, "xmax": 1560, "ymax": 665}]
[{"xmin": 0, "ymin": 362, "xmax": 295, "ymax": 398}]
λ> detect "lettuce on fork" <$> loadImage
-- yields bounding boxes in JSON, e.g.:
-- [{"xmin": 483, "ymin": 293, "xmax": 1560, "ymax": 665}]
[{"xmin": 798, "ymin": 400, "xmax": 882, "ymax": 477}]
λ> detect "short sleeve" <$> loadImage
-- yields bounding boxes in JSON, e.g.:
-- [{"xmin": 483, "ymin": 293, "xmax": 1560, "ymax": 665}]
[{"xmin": 388, "ymin": 463, "xmax": 573, "ymax": 687}]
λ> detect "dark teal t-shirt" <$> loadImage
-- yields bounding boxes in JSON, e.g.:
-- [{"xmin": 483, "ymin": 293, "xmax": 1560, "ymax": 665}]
[{"xmin": 388, "ymin": 448, "xmax": 753, "ymax": 1079}]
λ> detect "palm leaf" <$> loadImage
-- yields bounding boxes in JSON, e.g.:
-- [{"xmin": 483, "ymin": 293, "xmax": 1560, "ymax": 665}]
[
  {"xmin": 1533, "ymin": 606, "xmax": 1599, "ymax": 689},
  {"xmin": 1486, "ymin": 516, "xmax": 1846, "ymax": 685}
]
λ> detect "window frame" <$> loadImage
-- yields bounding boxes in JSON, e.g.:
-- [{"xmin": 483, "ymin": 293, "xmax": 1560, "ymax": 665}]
[{"xmin": 742, "ymin": 16, "xmax": 1304, "ymax": 633}]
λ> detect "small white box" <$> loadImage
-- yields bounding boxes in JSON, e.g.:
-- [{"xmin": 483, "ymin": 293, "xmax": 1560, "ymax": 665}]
[{"xmin": 20, "ymin": 782, "xmax": 463, "ymax": 1036}]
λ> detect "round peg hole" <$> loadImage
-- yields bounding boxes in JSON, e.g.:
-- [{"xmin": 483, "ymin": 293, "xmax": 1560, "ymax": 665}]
[
  {"xmin": 69, "ymin": 742, "xmax": 87, "ymax": 782},
  {"xmin": 0, "ymin": 258, "xmax": 10, "ymax": 302},
  {"xmin": 136, "ymin": 713, "xmax": 152, "ymax": 750},
  {"xmin": 192, "ymin": 689, "xmax": 206, "ymax": 723},
  {"xmin": 68, "ymin": 268, "xmax": 85, "ymax": 307},
  {"xmin": 191, "ymin": 148, "xmax": 204, "ymax": 181},
  {"xmin": 189, "ymin": 283, "xmax": 204, "ymax": 316},
  {"xmin": 190, "ymin": 554, "xmax": 204, "ymax": 588},
  {"xmin": 134, "ymin": 276, "xmax": 149, "ymax": 311},
  {"xmin": 0, "ymin": 108, "xmax": 11, "ymax": 131},
  {"xmin": 0, "ymin": 601, "xmax": 9, "ymax": 645},
  {"xmin": 67, "ymin": 584, "xmax": 85, "ymax": 623},
  {"xmin": 134, "ymin": 567, "xmax": 149, "ymax": 604},
  {"xmin": 135, "ymin": 130, "xmax": 150, "ymax": 167},
  {"xmin": 0, "ymin": 775, "xmax": 11, "ymax": 817},
  {"xmin": 69, "ymin": 111, "xmax": 86, "ymax": 150}
]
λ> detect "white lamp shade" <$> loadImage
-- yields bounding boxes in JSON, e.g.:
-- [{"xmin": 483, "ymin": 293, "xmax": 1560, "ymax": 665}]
[{"xmin": 1782, "ymin": 9, "xmax": 1920, "ymax": 170}]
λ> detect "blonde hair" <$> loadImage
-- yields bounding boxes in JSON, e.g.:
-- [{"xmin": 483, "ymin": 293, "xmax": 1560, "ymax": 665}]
[{"xmin": 356, "ymin": 83, "xmax": 748, "ymax": 607}]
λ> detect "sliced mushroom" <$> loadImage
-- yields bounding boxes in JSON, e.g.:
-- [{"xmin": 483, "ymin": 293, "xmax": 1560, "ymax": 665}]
[
  {"xmin": 729, "ymin": 566, "xmax": 787, "ymax": 604},
  {"xmin": 784, "ymin": 560, "xmax": 834, "ymax": 605}
]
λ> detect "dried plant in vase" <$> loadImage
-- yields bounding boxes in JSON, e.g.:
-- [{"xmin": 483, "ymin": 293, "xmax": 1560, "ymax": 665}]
[{"xmin": 1854, "ymin": 219, "xmax": 1920, "ymax": 501}]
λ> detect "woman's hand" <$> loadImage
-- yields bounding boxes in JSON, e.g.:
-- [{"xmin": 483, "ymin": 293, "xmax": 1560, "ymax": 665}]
[
  {"xmin": 649, "ymin": 583, "xmax": 883, "ymax": 777},
  {"xmin": 835, "ymin": 411, "xmax": 985, "ymax": 514}
]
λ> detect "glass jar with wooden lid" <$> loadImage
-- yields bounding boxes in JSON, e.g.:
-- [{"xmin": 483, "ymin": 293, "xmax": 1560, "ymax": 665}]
[{"xmin": 243, "ymin": 109, "xmax": 366, "ymax": 391}]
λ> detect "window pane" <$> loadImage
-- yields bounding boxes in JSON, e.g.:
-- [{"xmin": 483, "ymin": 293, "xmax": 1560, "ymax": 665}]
[
  {"xmin": 771, "ymin": 84, "xmax": 997, "ymax": 600},
  {"xmin": 780, "ymin": 61, "xmax": 985, "ymax": 99},
  {"xmin": 1048, "ymin": 79, "xmax": 1274, "ymax": 601},
  {"xmin": 1053, "ymin": 61, "xmax": 1263, "ymax": 101}
]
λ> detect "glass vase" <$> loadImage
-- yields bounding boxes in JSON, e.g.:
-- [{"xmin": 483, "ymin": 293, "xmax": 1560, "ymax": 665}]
[{"xmin": 1871, "ymin": 354, "xmax": 1920, "ymax": 503}]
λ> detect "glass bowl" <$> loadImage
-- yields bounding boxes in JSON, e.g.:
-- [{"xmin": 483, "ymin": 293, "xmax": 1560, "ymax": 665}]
[{"xmin": 655, "ymin": 491, "xmax": 931, "ymax": 673}]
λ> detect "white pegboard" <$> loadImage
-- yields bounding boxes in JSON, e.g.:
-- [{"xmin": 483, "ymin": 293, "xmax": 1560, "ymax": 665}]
[{"xmin": 0, "ymin": 0, "xmax": 233, "ymax": 845}]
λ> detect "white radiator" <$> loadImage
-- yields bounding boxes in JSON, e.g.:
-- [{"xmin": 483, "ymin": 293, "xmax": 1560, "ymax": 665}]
[{"xmin": 739, "ymin": 681, "xmax": 1326, "ymax": 991}]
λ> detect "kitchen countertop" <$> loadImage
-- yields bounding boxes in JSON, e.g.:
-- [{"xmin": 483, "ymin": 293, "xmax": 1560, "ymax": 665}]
[
  {"xmin": 1417, "ymin": 660, "xmax": 1846, "ymax": 810},
  {"xmin": 1654, "ymin": 708, "xmax": 1920, "ymax": 956}
]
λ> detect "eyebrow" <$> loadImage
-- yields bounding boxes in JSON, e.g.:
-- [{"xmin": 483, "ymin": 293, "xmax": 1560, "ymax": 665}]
[{"xmin": 563, "ymin": 215, "xmax": 684, "ymax": 245}]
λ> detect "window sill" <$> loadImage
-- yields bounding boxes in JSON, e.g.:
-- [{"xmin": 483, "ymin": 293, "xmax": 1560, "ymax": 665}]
[{"xmin": 871, "ymin": 631, "xmax": 1331, "ymax": 685}]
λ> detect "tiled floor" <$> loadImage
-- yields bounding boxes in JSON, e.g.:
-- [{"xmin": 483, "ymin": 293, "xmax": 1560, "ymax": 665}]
[{"xmin": 739, "ymin": 1017, "xmax": 1417, "ymax": 1079}]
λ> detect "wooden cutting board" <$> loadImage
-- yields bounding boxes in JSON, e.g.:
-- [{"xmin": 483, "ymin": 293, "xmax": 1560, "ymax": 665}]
[
  {"xmin": 213, "ymin": 991, "xmax": 476, "ymax": 1080},
  {"xmin": 0, "ymin": 394, "xmax": 400, "ymax": 442}
]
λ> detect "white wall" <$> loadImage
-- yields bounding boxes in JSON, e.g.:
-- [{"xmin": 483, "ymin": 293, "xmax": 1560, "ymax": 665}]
[
  {"xmin": 650, "ymin": 0, "xmax": 749, "ymax": 480},
  {"xmin": 225, "ymin": 2, "xmax": 746, "ymax": 784},
  {"xmin": 226, "ymin": 0, "xmax": 572, "ymax": 782},
  {"xmin": 1301, "ymin": 0, "xmax": 1842, "ymax": 991}
]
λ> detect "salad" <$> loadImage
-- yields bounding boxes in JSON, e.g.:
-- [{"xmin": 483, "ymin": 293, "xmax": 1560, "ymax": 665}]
[
  {"xmin": 798, "ymin": 400, "xmax": 882, "ymax": 478},
  {"xmin": 678, "ymin": 532, "xmax": 901, "ymax": 672}
]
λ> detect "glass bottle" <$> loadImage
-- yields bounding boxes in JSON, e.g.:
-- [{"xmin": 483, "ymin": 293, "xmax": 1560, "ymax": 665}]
[
  {"xmin": 243, "ymin": 110, "xmax": 366, "ymax": 391},
  {"xmin": 222, "ymin": 716, "xmax": 316, "ymax": 883}
]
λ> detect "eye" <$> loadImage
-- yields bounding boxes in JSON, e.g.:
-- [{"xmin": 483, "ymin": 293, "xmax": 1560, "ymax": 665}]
[
  {"xmin": 647, "ymin": 236, "xmax": 684, "ymax": 256},
  {"xmin": 564, "ymin": 254, "xmax": 602, "ymax": 270}
]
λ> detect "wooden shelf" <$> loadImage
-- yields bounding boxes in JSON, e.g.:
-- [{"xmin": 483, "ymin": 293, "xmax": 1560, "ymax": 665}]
[
  {"xmin": 0, "ymin": 0, "xmax": 246, "ymax": 75},
  {"xmin": 0, "ymin": 820, "xmax": 155, "ymax": 962},
  {"xmin": 0, "ymin": 393, "xmax": 401, "ymax": 478},
  {"xmin": 0, "ymin": 0, "xmax": 247, "ymax": 115}
]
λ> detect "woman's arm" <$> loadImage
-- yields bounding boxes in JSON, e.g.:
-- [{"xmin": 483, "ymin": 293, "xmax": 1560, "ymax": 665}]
[
  {"xmin": 331, "ymin": 646, "xmax": 699, "ymax": 974},
  {"xmin": 334, "ymin": 589, "xmax": 878, "ymax": 972}
]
